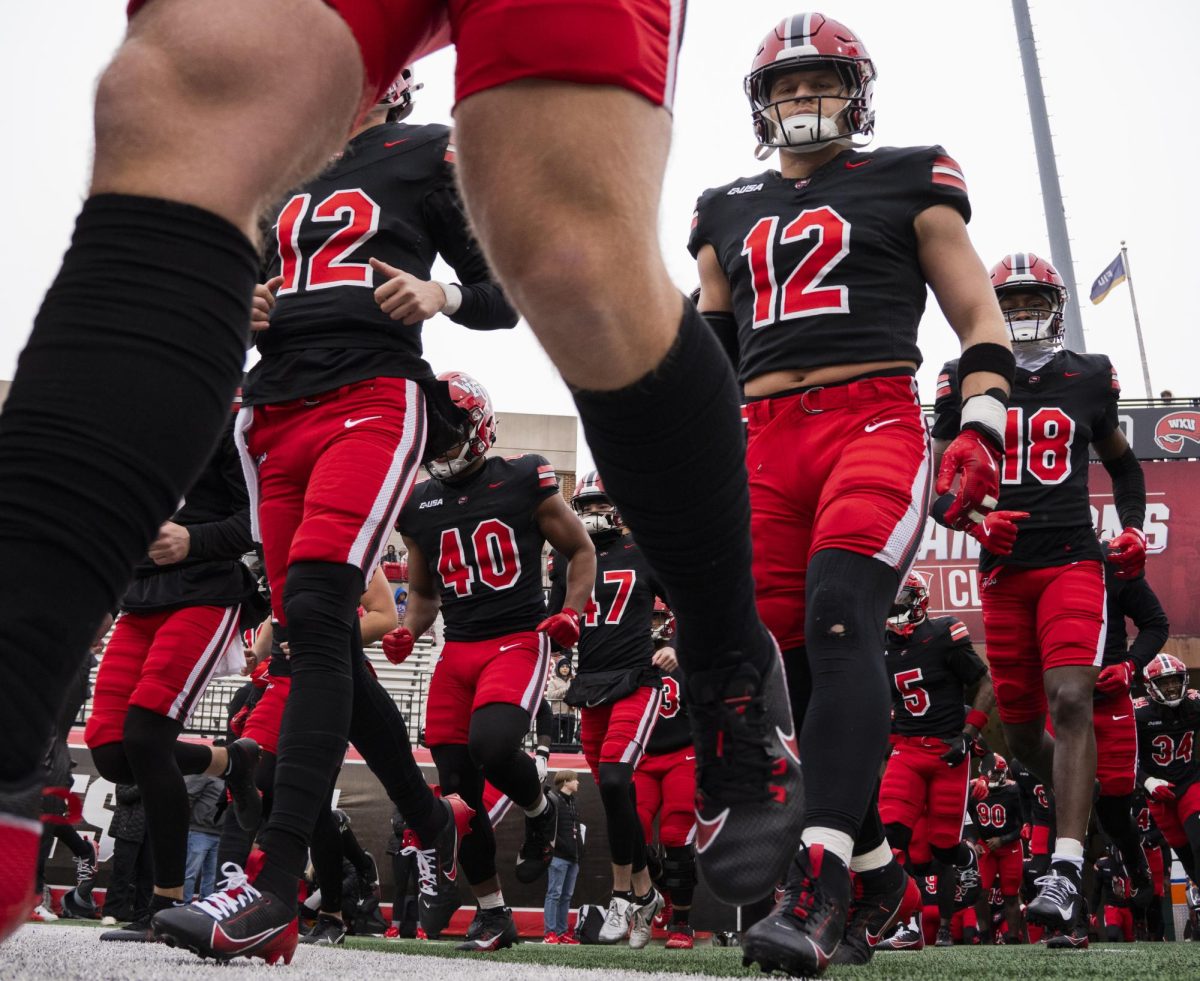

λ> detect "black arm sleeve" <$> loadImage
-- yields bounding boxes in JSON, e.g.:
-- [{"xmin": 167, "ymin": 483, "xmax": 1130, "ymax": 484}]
[
  {"xmin": 1119, "ymin": 578, "xmax": 1171, "ymax": 672},
  {"xmin": 1102, "ymin": 448, "xmax": 1147, "ymax": 530},
  {"xmin": 546, "ymin": 552, "xmax": 567, "ymax": 617},
  {"xmin": 187, "ymin": 432, "xmax": 254, "ymax": 560},
  {"xmin": 702, "ymin": 311, "xmax": 739, "ymax": 372},
  {"xmin": 424, "ymin": 178, "xmax": 519, "ymax": 330}
]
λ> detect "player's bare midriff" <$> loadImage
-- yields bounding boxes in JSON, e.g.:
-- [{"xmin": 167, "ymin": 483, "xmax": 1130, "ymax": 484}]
[{"xmin": 744, "ymin": 359, "xmax": 919, "ymax": 398}]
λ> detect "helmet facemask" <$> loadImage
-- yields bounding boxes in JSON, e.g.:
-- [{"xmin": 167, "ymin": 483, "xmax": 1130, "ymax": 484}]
[
  {"xmin": 575, "ymin": 499, "xmax": 622, "ymax": 539},
  {"xmin": 748, "ymin": 60, "xmax": 874, "ymax": 160},
  {"xmin": 886, "ymin": 576, "xmax": 929, "ymax": 638},
  {"xmin": 1147, "ymin": 672, "xmax": 1186, "ymax": 708}
]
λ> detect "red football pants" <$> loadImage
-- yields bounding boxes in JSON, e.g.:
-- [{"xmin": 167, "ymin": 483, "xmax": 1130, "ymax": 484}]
[
  {"xmin": 580, "ymin": 686, "xmax": 661, "ymax": 774},
  {"xmin": 633, "ymin": 744, "xmax": 696, "ymax": 847},
  {"xmin": 1093, "ymin": 690, "xmax": 1137, "ymax": 796},
  {"xmin": 1149, "ymin": 781, "xmax": 1200, "ymax": 849},
  {"xmin": 879, "ymin": 737, "xmax": 971, "ymax": 848}
]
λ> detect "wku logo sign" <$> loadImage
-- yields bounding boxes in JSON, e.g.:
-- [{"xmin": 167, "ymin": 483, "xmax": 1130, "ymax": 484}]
[{"xmin": 1153, "ymin": 411, "xmax": 1200, "ymax": 454}]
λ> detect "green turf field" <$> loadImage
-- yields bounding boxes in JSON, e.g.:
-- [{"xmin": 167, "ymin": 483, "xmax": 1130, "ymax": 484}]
[{"xmin": 349, "ymin": 935, "xmax": 1200, "ymax": 979}]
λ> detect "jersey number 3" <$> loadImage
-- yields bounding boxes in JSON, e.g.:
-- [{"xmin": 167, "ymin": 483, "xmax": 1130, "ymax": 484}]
[
  {"xmin": 741, "ymin": 207, "xmax": 851, "ymax": 329},
  {"xmin": 276, "ymin": 189, "xmax": 381, "ymax": 295}
]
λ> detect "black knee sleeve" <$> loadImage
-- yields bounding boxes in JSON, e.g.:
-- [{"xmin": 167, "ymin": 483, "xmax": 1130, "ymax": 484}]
[
  {"xmin": 885, "ymin": 822, "xmax": 913, "ymax": 857},
  {"xmin": 571, "ymin": 304, "xmax": 770, "ymax": 675},
  {"xmin": 91, "ymin": 742, "xmax": 136, "ymax": 785},
  {"xmin": 467, "ymin": 704, "xmax": 539, "ymax": 809},
  {"xmin": 259, "ymin": 562, "xmax": 363, "ymax": 891},
  {"xmin": 663, "ymin": 845, "xmax": 696, "ymax": 908},
  {"xmin": 431, "ymin": 744, "xmax": 495, "ymax": 885},
  {"xmin": 800, "ymin": 549, "xmax": 897, "ymax": 836},
  {"xmin": 0, "ymin": 195, "xmax": 254, "ymax": 783},
  {"xmin": 597, "ymin": 762, "xmax": 641, "ymax": 867}
]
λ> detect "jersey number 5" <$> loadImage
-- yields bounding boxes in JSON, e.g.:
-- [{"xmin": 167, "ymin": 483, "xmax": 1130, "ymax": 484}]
[
  {"xmin": 894, "ymin": 668, "xmax": 930, "ymax": 717},
  {"xmin": 276, "ymin": 189, "xmax": 381, "ymax": 295},
  {"xmin": 741, "ymin": 207, "xmax": 851, "ymax": 329}
]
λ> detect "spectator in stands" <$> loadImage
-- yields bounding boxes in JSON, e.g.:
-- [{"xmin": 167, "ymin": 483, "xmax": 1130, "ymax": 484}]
[
  {"xmin": 182, "ymin": 772, "xmax": 226, "ymax": 900},
  {"xmin": 394, "ymin": 586, "xmax": 408, "ymax": 623},
  {"xmin": 543, "ymin": 769, "xmax": 582, "ymax": 944},
  {"xmin": 102, "ymin": 784, "xmax": 153, "ymax": 930},
  {"xmin": 383, "ymin": 545, "xmax": 400, "ymax": 564},
  {"xmin": 546, "ymin": 657, "xmax": 578, "ymax": 746},
  {"xmin": 1160, "ymin": 390, "xmax": 1174, "ymax": 403}
]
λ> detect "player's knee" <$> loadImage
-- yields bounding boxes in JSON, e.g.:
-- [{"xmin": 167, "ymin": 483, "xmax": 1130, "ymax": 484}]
[
  {"xmin": 91, "ymin": 741, "xmax": 135, "ymax": 784},
  {"xmin": 1046, "ymin": 679, "xmax": 1093, "ymax": 731},
  {"xmin": 885, "ymin": 822, "xmax": 912, "ymax": 853},
  {"xmin": 597, "ymin": 762, "xmax": 633, "ymax": 808},
  {"xmin": 121, "ymin": 707, "xmax": 175, "ymax": 769},
  {"xmin": 662, "ymin": 846, "xmax": 696, "ymax": 891}
]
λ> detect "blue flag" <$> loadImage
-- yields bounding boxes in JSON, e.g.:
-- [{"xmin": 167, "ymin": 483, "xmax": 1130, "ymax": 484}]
[{"xmin": 1090, "ymin": 253, "xmax": 1127, "ymax": 304}]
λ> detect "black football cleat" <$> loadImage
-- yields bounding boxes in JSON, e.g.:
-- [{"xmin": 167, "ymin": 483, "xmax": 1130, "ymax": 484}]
[
  {"xmin": 690, "ymin": 640, "xmax": 804, "ymax": 906},
  {"xmin": 223, "ymin": 738, "xmax": 263, "ymax": 832},
  {"xmin": 515, "ymin": 794, "xmax": 557, "ymax": 884},
  {"xmin": 100, "ymin": 913, "xmax": 158, "ymax": 943},
  {"xmin": 830, "ymin": 864, "xmax": 920, "ymax": 965},
  {"xmin": 741, "ymin": 844, "xmax": 851, "ymax": 977},
  {"xmin": 300, "ymin": 911, "xmax": 346, "ymax": 945},
  {"xmin": 454, "ymin": 905, "xmax": 518, "ymax": 952},
  {"xmin": 1026, "ymin": 861, "xmax": 1082, "ymax": 932},
  {"xmin": 406, "ymin": 794, "xmax": 474, "ymax": 938},
  {"xmin": 934, "ymin": 924, "xmax": 954, "ymax": 947},
  {"xmin": 1045, "ymin": 924, "xmax": 1089, "ymax": 949},
  {"xmin": 152, "ymin": 863, "xmax": 297, "ymax": 964}
]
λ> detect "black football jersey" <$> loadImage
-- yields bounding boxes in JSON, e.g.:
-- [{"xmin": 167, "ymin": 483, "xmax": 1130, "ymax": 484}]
[
  {"xmin": 688, "ymin": 145, "xmax": 969, "ymax": 384},
  {"xmin": 245, "ymin": 122, "xmax": 516, "ymax": 405},
  {"xmin": 1103, "ymin": 561, "xmax": 1171, "ymax": 670},
  {"xmin": 969, "ymin": 781, "xmax": 1022, "ymax": 841},
  {"xmin": 398, "ymin": 455, "xmax": 558, "ymax": 642},
  {"xmin": 1132, "ymin": 788, "xmax": 1163, "ymax": 845},
  {"xmin": 885, "ymin": 617, "xmax": 986, "ymax": 739},
  {"xmin": 1009, "ymin": 757, "xmax": 1052, "ymax": 827},
  {"xmin": 548, "ymin": 533, "xmax": 664, "ymax": 676},
  {"xmin": 1135, "ymin": 692, "xmax": 1200, "ymax": 790},
  {"xmin": 646, "ymin": 667, "xmax": 691, "ymax": 755},
  {"xmin": 933, "ymin": 350, "xmax": 1120, "ymax": 572}
]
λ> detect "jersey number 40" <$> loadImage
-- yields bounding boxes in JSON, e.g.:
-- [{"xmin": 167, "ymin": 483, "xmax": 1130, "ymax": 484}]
[{"xmin": 437, "ymin": 520, "xmax": 521, "ymax": 597}]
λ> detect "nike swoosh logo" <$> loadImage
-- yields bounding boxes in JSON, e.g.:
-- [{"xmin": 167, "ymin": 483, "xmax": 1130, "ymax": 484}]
[
  {"xmin": 1064, "ymin": 371, "xmax": 1081, "ymax": 377},
  {"xmin": 845, "ymin": 160, "xmax": 871, "ymax": 169},
  {"xmin": 489, "ymin": 482, "xmax": 505, "ymax": 488},
  {"xmin": 1112, "ymin": 714, "xmax": 1129, "ymax": 721},
  {"xmin": 384, "ymin": 139, "xmax": 409, "ymax": 148},
  {"xmin": 684, "ymin": 755, "xmax": 696, "ymax": 762},
  {"xmin": 694, "ymin": 808, "xmax": 728, "ymax": 853},
  {"xmin": 585, "ymin": 699, "xmax": 606, "ymax": 708},
  {"xmin": 864, "ymin": 418, "xmax": 901, "ymax": 433},
  {"xmin": 499, "ymin": 642, "xmax": 522, "ymax": 652},
  {"xmin": 345, "ymin": 416, "xmax": 382, "ymax": 428},
  {"xmin": 777, "ymin": 724, "xmax": 801, "ymax": 766}
]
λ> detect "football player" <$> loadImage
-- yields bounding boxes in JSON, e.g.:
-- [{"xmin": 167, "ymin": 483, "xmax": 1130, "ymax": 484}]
[
  {"xmin": 633, "ymin": 605, "xmax": 698, "ymax": 949},
  {"xmin": 1093, "ymin": 555, "xmax": 1170, "ymax": 898},
  {"xmin": 932, "ymin": 251, "xmax": 1147, "ymax": 937},
  {"xmin": 548, "ymin": 472, "xmax": 668, "ymax": 949},
  {"xmin": 82, "ymin": 415, "xmax": 261, "ymax": 940},
  {"xmin": 1132, "ymin": 789, "xmax": 1167, "ymax": 941},
  {"xmin": 397, "ymin": 372, "xmax": 596, "ymax": 953},
  {"xmin": 152, "ymin": 86, "xmax": 514, "ymax": 961},
  {"xmin": 968, "ymin": 756, "xmax": 1025, "ymax": 944},
  {"xmin": 1, "ymin": 0, "xmax": 803, "ymax": 945},
  {"xmin": 1094, "ymin": 845, "xmax": 1135, "ymax": 942},
  {"xmin": 1135, "ymin": 653, "xmax": 1200, "ymax": 881},
  {"xmin": 1010, "ymin": 756, "xmax": 1054, "ymax": 881},
  {"xmin": 693, "ymin": 15, "xmax": 1015, "ymax": 974}
]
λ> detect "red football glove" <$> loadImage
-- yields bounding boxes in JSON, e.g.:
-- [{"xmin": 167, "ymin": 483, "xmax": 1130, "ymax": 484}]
[
  {"xmin": 382, "ymin": 626, "xmax": 415, "ymax": 665},
  {"xmin": 970, "ymin": 776, "xmax": 989, "ymax": 801},
  {"xmin": 1021, "ymin": 823, "xmax": 1032, "ymax": 842},
  {"xmin": 1096, "ymin": 659, "xmax": 1135, "ymax": 695},
  {"xmin": 966, "ymin": 510, "xmax": 1030, "ymax": 557},
  {"xmin": 537, "ymin": 608, "xmax": 581, "ymax": 648},
  {"xmin": 1108, "ymin": 527, "xmax": 1147, "ymax": 580},
  {"xmin": 1145, "ymin": 777, "xmax": 1175, "ymax": 802},
  {"xmin": 936, "ymin": 429, "xmax": 1002, "ymax": 530}
]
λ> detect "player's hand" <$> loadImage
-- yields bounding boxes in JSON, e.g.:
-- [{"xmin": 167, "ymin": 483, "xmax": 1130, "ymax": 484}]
[
  {"xmin": 935, "ymin": 429, "xmax": 1003, "ymax": 530},
  {"xmin": 535, "ymin": 746, "xmax": 550, "ymax": 784},
  {"xmin": 370, "ymin": 258, "xmax": 447, "ymax": 325},
  {"xmin": 148, "ymin": 520, "xmax": 191, "ymax": 565},
  {"xmin": 652, "ymin": 647, "xmax": 678, "ymax": 673},
  {"xmin": 939, "ymin": 733, "xmax": 970, "ymax": 767},
  {"xmin": 1096, "ymin": 660, "xmax": 1135, "ymax": 695},
  {"xmin": 241, "ymin": 647, "xmax": 258, "ymax": 676},
  {"xmin": 250, "ymin": 275, "xmax": 284, "ymax": 332},
  {"xmin": 537, "ymin": 609, "xmax": 581, "ymax": 648},
  {"xmin": 971, "ymin": 733, "xmax": 991, "ymax": 758},
  {"xmin": 967, "ymin": 510, "xmax": 1029, "ymax": 557},
  {"xmin": 1107, "ymin": 527, "xmax": 1148, "ymax": 580},
  {"xmin": 971, "ymin": 776, "xmax": 989, "ymax": 801},
  {"xmin": 1021, "ymin": 823, "xmax": 1032, "ymax": 842},
  {"xmin": 986, "ymin": 836, "xmax": 1003, "ymax": 852},
  {"xmin": 382, "ymin": 626, "xmax": 415, "ymax": 665},
  {"xmin": 1144, "ymin": 777, "xmax": 1175, "ymax": 802}
]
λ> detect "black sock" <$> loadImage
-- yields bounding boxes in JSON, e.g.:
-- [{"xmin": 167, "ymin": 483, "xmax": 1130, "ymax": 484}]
[
  {"xmin": 0, "ymin": 194, "xmax": 254, "ymax": 783},
  {"xmin": 800, "ymin": 548, "xmax": 896, "ymax": 836},
  {"xmin": 257, "ymin": 561, "xmax": 364, "ymax": 905},
  {"xmin": 613, "ymin": 889, "xmax": 634, "ymax": 901},
  {"xmin": 571, "ymin": 303, "xmax": 769, "ymax": 675}
]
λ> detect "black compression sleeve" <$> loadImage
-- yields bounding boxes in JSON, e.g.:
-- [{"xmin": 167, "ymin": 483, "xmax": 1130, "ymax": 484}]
[
  {"xmin": 701, "ymin": 311, "xmax": 739, "ymax": 372},
  {"xmin": 1102, "ymin": 448, "xmax": 1146, "ymax": 530}
]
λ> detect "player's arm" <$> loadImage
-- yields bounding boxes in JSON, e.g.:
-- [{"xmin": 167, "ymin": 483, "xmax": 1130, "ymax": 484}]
[
  {"xmin": 1094, "ymin": 424, "xmax": 1149, "ymax": 579},
  {"xmin": 535, "ymin": 493, "xmax": 596, "ymax": 648},
  {"xmin": 695, "ymin": 244, "xmax": 739, "ymax": 371},
  {"xmin": 916, "ymin": 205, "xmax": 1015, "ymax": 530},
  {"xmin": 399, "ymin": 536, "xmax": 440, "ymax": 636},
  {"xmin": 965, "ymin": 671, "xmax": 995, "ymax": 742},
  {"xmin": 359, "ymin": 566, "xmax": 399, "ymax": 646}
]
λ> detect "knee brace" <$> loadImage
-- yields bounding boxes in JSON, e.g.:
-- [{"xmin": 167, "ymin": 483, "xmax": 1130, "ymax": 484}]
[{"xmin": 662, "ymin": 845, "xmax": 696, "ymax": 901}]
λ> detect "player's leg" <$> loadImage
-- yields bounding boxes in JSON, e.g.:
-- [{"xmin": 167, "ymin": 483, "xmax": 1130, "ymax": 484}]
[
  {"xmin": 451, "ymin": 8, "xmax": 798, "ymax": 892},
  {"xmin": 658, "ymin": 753, "xmax": 698, "ymax": 944},
  {"xmin": 1092, "ymin": 693, "xmax": 1145, "ymax": 887},
  {"xmin": 0, "ymin": 10, "xmax": 362, "ymax": 901}
]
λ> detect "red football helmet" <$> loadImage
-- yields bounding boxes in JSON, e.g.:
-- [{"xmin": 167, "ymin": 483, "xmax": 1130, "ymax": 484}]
[
  {"xmin": 745, "ymin": 13, "xmax": 876, "ymax": 158},
  {"xmin": 989, "ymin": 252, "xmax": 1069, "ymax": 344},
  {"xmin": 426, "ymin": 371, "xmax": 496, "ymax": 479},
  {"xmin": 987, "ymin": 753, "xmax": 1009, "ymax": 787},
  {"xmin": 379, "ymin": 67, "xmax": 422, "ymax": 121},
  {"xmin": 886, "ymin": 571, "xmax": 930, "ymax": 638},
  {"xmin": 1145, "ymin": 652, "xmax": 1188, "ymax": 708},
  {"xmin": 571, "ymin": 470, "xmax": 622, "ymax": 537}
]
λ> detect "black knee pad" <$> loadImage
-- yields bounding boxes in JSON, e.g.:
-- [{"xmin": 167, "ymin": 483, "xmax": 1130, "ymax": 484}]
[
  {"xmin": 91, "ymin": 741, "xmax": 135, "ymax": 785},
  {"xmin": 662, "ymin": 846, "xmax": 696, "ymax": 892}
]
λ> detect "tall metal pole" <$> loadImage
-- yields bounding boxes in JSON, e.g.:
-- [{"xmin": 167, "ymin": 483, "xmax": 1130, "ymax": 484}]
[
  {"xmin": 1012, "ymin": 0, "xmax": 1086, "ymax": 352},
  {"xmin": 1120, "ymin": 241, "xmax": 1153, "ymax": 398}
]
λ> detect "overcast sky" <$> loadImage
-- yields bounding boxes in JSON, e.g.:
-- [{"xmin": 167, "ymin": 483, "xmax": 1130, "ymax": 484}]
[{"xmin": 3, "ymin": 2, "xmax": 1198, "ymax": 473}]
